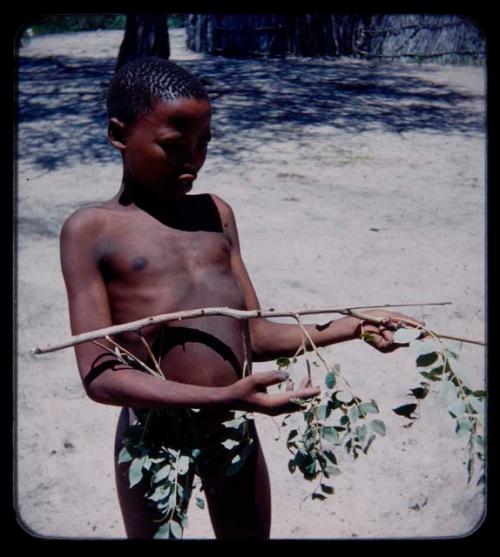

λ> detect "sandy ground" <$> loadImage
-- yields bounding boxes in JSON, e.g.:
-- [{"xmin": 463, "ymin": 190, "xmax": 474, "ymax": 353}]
[{"xmin": 15, "ymin": 28, "xmax": 486, "ymax": 540}]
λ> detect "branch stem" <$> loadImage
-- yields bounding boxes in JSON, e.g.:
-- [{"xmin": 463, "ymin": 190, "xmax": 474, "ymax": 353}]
[{"xmin": 29, "ymin": 301, "xmax": 484, "ymax": 355}]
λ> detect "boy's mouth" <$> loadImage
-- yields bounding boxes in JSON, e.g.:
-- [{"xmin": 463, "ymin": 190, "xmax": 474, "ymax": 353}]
[{"xmin": 177, "ymin": 173, "xmax": 196, "ymax": 183}]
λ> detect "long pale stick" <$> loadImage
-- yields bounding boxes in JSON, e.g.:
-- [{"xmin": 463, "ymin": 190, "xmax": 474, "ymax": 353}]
[
  {"xmin": 30, "ymin": 301, "xmax": 484, "ymax": 355},
  {"xmin": 347, "ymin": 309, "xmax": 485, "ymax": 346}
]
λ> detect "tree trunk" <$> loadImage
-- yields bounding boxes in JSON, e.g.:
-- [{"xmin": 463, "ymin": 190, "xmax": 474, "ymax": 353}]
[
  {"xmin": 185, "ymin": 14, "xmax": 215, "ymax": 53},
  {"xmin": 116, "ymin": 14, "xmax": 170, "ymax": 71}
]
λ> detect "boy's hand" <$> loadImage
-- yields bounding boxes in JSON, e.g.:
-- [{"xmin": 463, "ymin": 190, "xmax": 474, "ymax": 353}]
[
  {"xmin": 357, "ymin": 309, "xmax": 425, "ymax": 353},
  {"xmin": 227, "ymin": 371, "xmax": 320, "ymax": 416}
]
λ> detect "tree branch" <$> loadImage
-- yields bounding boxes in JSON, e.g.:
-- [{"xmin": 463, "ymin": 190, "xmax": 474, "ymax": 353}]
[{"xmin": 29, "ymin": 301, "xmax": 484, "ymax": 355}]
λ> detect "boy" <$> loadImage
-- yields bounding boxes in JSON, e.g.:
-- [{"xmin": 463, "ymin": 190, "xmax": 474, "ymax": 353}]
[{"xmin": 60, "ymin": 57, "xmax": 416, "ymax": 539}]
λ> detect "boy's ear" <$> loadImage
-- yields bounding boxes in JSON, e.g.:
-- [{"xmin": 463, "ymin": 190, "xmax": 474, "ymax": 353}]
[{"xmin": 108, "ymin": 117, "xmax": 127, "ymax": 150}]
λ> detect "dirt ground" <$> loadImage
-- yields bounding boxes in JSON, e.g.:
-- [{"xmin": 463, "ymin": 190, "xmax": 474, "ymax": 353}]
[{"xmin": 15, "ymin": 28, "xmax": 486, "ymax": 540}]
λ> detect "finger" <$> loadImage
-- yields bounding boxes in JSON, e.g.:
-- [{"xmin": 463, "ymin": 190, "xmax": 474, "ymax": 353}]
[
  {"xmin": 370, "ymin": 310, "xmax": 426, "ymax": 328},
  {"xmin": 251, "ymin": 370, "xmax": 290, "ymax": 388},
  {"xmin": 266, "ymin": 387, "xmax": 321, "ymax": 408},
  {"xmin": 378, "ymin": 327, "xmax": 394, "ymax": 342},
  {"xmin": 264, "ymin": 387, "xmax": 321, "ymax": 416},
  {"xmin": 375, "ymin": 329, "xmax": 400, "ymax": 353},
  {"xmin": 293, "ymin": 386, "xmax": 321, "ymax": 399},
  {"xmin": 389, "ymin": 313, "xmax": 426, "ymax": 327}
]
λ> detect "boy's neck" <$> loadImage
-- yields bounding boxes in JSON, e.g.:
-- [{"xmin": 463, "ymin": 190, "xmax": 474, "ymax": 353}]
[
  {"xmin": 116, "ymin": 178, "xmax": 223, "ymax": 233},
  {"xmin": 118, "ymin": 178, "xmax": 187, "ymax": 208}
]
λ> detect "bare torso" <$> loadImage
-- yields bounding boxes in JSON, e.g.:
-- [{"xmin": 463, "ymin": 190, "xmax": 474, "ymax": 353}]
[{"xmin": 92, "ymin": 193, "xmax": 247, "ymax": 389}]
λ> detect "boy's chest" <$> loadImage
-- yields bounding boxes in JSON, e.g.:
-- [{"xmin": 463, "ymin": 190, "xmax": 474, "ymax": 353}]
[{"xmin": 97, "ymin": 218, "xmax": 232, "ymax": 285}]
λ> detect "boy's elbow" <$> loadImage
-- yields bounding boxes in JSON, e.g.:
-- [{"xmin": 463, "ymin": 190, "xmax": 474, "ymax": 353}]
[
  {"xmin": 82, "ymin": 372, "xmax": 115, "ymax": 405},
  {"xmin": 249, "ymin": 320, "xmax": 275, "ymax": 361},
  {"xmin": 84, "ymin": 380, "xmax": 107, "ymax": 404}
]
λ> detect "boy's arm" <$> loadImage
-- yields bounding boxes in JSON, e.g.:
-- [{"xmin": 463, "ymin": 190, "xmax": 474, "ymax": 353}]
[
  {"xmin": 213, "ymin": 196, "xmax": 420, "ymax": 361},
  {"xmin": 60, "ymin": 209, "xmax": 319, "ymax": 415}
]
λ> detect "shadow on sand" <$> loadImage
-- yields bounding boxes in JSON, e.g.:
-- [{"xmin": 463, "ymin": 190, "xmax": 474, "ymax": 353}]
[{"xmin": 17, "ymin": 51, "xmax": 485, "ymax": 171}]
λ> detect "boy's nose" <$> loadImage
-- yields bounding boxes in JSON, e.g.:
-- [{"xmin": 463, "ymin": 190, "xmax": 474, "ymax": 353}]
[{"xmin": 180, "ymin": 146, "xmax": 197, "ymax": 165}]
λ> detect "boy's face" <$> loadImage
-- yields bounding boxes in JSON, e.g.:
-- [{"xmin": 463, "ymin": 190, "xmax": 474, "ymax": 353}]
[{"xmin": 113, "ymin": 97, "xmax": 212, "ymax": 199}]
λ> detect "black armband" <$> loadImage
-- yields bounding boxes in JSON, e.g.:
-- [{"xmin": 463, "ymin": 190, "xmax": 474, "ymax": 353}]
[{"xmin": 83, "ymin": 354, "xmax": 130, "ymax": 390}]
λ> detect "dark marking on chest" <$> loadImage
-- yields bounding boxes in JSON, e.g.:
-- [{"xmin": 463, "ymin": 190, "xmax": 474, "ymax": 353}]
[
  {"xmin": 99, "ymin": 257, "xmax": 118, "ymax": 284},
  {"xmin": 132, "ymin": 256, "xmax": 148, "ymax": 272}
]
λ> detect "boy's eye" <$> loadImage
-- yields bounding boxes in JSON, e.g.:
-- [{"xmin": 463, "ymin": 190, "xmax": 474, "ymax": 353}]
[{"xmin": 160, "ymin": 142, "xmax": 183, "ymax": 152}]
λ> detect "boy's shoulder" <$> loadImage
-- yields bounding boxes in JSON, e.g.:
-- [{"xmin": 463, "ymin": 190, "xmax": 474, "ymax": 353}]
[
  {"xmin": 60, "ymin": 203, "xmax": 117, "ymax": 242},
  {"xmin": 208, "ymin": 193, "xmax": 235, "ymax": 220}
]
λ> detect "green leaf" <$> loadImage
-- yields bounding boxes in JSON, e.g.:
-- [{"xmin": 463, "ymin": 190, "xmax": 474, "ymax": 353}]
[
  {"xmin": 304, "ymin": 462, "xmax": 318, "ymax": 480},
  {"xmin": 420, "ymin": 366, "xmax": 444, "ymax": 382},
  {"xmin": 283, "ymin": 412, "xmax": 304, "ymax": 429},
  {"xmin": 411, "ymin": 339, "xmax": 441, "ymax": 356},
  {"xmin": 349, "ymin": 405, "xmax": 360, "ymax": 422},
  {"xmin": 227, "ymin": 440, "xmax": 254, "ymax": 476},
  {"xmin": 455, "ymin": 417, "xmax": 472, "ymax": 437},
  {"xmin": 356, "ymin": 424, "xmax": 367, "ymax": 442},
  {"xmin": 393, "ymin": 327, "xmax": 422, "ymax": 344},
  {"xmin": 149, "ymin": 457, "xmax": 167, "ymax": 464},
  {"xmin": 221, "ymin": 416, "xmax": 247, "ymax": 429},
  {"xmin": 169, "ymin": 520, "xmax": 183, "ymax": 539},
  {"xmin": 448, "ymin": 361, "xmax": 473, "ymax": 383},
  {"xmin": 321, "ymin": 426, "xmax": 340, "ymax": 444},
  {"xmin": 148, "ymin": 484, "xmax": 172, "ymax": 502},
  {"xmin": 445, "ymin": 348, "xmax": 460, "ymax": 360},
  {"xmin": 177, "ymin": 455, "xmax": 191, "ymax": 475},
  {"xmin": 370, "ymin": 419, "xmax": 386, "ymax": 436},
  {"xmin": 335, "ymin": 390, "xmax": 353, "ymax": 404},
  {"xmin": 363, "ymin": 434, "xmax": 376, "ymax": 454},
  {"xmin": 327, "ymin": 398, "xmax": 343, "ymax": 411},
  {"xmin": 276, "ymin": 357, "xmax": 290, "ymax": 369},
  {"xmin": 312, "ymin": 493, "xmax": 327, "ymax": 501},
  {"xmin": 316, "ymin": 405, "xmax": 329, "ymax": 421},
  {"xmin": 117, "ymin": 447, "xmax": 133, "ymax": 464},
  {"xmin": 128, "ymin": 458, "xmax": 144, "ymax": 488},
  {"xmin": 221, "ymin": 438, "xmax": 240, "ymax": 450},
  {"xmin": 339, "ymin": 415, "xmax": 350, "ymax": 426},
  {"xmin": 361, "ymin": 332, "xmax": 375, "ymax": 343},
  {"xmin": 325, "ymin": 463, "xmax": 342, "ymax": 476},
  {"xmin": 448, "ymin": 400, "xmax": 466, "ymax": 418},
  {"xmin": 153, "ymin": 523, "xmax": 171, "ymax": 539},
  {"xmin": 323, "ymin": 449, "xmax": 337, "ymax": 465},
  {"xmin": 142, "ymin": 456, "xmax": 154, "ymax": 471},
  {"xmin": 325, "ymin": 372, "xmax": 336, "ymax": 390},
  {"xmin": 153, "ymin": 463, "xmax": 173, "ymax": 484},
  {"xmin": 416, "ymin": 352, "xmax": 439, "ymax": 368},
  {"xmin": 359, "ymin": 400, "xmax": 379, "ymax": 415}
]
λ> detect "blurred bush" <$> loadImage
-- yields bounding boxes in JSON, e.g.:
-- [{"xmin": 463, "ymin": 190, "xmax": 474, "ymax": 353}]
[
  {"xmin": 29, "ymin": 15, "xmax": 127, "ymax": 35},
  {"xmin": 25, "ymin": 14, "xmax": 184, "ymax": 36}
]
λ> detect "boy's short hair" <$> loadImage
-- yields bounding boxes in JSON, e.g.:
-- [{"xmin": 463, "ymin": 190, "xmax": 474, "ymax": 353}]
[{"xmin": 106, "ymin": 57, "xmax": 209, "ymax": 125}]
